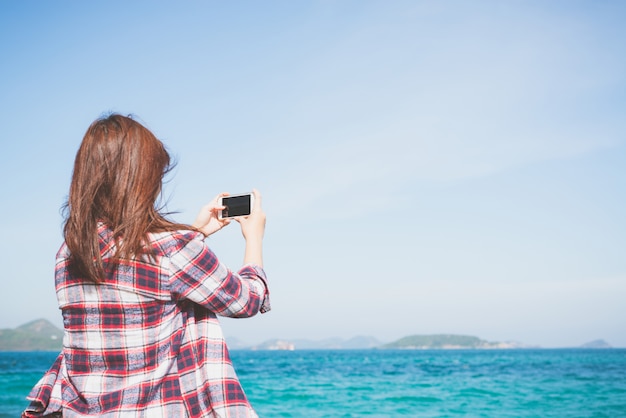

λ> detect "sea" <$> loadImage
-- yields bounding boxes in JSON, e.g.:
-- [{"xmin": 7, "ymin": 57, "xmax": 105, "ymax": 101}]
[{"xmin": 1, "ymin": 349, "xmax": 625, "ymax": 417}]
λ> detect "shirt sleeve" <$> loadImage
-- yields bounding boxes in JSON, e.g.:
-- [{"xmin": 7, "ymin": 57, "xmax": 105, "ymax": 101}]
[{"xmin": 167, "ymin": 232, "xmax": 270, "ymax": 317}]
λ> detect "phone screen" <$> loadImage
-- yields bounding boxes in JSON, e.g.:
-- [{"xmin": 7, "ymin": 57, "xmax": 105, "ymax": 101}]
[{"xmin": 222, "ymin": 194, "xmax": 251, "ymax": 218}]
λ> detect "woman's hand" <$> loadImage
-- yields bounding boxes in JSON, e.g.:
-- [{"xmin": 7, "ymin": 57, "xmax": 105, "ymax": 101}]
[
  {"xmin": 236, "ymin": 189, "xmax": 266, "ymax": 241},
  {"xmin": 192, "ymin": 192, "xmax": 231, "ymax": 237},
  {"xmin": 236, "ymin": 189, "xmax": 265, "ymax": 267}
]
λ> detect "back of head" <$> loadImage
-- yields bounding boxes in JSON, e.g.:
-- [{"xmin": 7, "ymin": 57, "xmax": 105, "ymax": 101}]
[{"xmin": 64, "ymin": 114, "xmax": 182, "ymax": 282}]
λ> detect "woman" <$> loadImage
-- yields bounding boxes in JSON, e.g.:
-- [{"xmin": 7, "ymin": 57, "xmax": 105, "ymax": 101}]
[{"xmin": 23, "ymin": 114, "xmax": 270, "ymax": 417}]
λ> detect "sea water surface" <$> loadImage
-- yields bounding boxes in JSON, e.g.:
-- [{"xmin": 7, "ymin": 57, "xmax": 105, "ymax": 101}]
[{"xmin": 1, "ymin": 349, "xmax": 625, "ymax": 417}]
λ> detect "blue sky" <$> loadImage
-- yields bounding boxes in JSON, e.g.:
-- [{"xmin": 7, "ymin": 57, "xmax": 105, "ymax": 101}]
[{"xmin": 1, "ymin": 1, "xmax": 624, "ymax": 348}]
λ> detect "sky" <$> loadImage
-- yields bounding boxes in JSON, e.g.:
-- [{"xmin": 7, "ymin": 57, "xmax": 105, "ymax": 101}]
[{"xmin": 0, "ymin": 1, "xmax": 624, "ymax": 348}]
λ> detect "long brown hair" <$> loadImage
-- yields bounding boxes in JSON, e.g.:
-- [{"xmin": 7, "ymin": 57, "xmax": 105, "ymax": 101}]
[{"xmin": 64, "ymin": 114, "xmax": 190, "ymax": 283}]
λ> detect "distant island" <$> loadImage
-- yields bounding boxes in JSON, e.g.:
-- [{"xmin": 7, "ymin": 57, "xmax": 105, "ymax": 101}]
[
  {"xmin": 239, "ymin": 335, "xmax": 384, "ymax": 351},
  {"xmin": 224, "ymin": 334, "xmax": 614, "ymax": 350},
  {"xmin": 0, "ymin": 319, "xmax": 616, "ymax": 351},
  {"xmin": 579, "ymin": 339, "xmax": 612, "ymax": 349},
  {"xmin": 0, "ymin": 319, "xmax": 63, "ymax": 351},
  {"xmin": 380, "ymin": 334, "xmax": 533, "ymax": 349}
]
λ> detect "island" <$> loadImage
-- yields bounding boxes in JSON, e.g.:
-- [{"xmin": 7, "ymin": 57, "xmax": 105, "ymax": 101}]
[
  {"xmin": 1, "ymin": 319, "xmax": 617, "ymax": 351},
  {"xmin": 379, "ymin": 334, "xmax": 528, "ymax": 349},
  {"xmin": 0, "ymin": 319, "xmax": 63, "ymax": 351}
]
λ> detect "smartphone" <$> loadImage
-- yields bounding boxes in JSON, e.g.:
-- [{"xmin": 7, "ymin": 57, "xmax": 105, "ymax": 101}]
[{"xmin": 219, "ymin": 193, "xmax": 254, "ymax": 219}]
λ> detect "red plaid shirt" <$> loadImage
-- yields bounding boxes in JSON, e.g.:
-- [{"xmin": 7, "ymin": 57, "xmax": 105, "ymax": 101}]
[{"xmin": 23, "ymin": 225, "xmax": 270, "ymax": 417}]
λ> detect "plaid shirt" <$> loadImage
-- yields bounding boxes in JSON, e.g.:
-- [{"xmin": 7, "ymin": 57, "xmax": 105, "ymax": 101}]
[{"xmin": 23, "ymin": 225, "xmax": 270, "ymax": 418}]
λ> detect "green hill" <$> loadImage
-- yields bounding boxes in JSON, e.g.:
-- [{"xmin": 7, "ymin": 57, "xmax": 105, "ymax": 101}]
[
  {"xmin": 381, "ymin": 334, "xmax": 507, "ymax": 349},
  {"xmin": 0, "ymin": 319, "xmax": 63, "ymax": 351}
]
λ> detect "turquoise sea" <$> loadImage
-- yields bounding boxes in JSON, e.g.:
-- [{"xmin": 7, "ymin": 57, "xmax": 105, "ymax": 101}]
[{"xmin": 1, "ymin": 349, "xmax": 625, "ymax": 417}]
